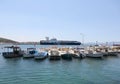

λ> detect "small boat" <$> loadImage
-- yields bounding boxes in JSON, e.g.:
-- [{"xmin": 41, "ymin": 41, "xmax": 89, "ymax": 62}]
[
  {"xmin": 61, "ymin": 51, "xmax": 73, "ymax": 60},
  {"xmin": 2, "ymin": 46, "xmax": 23, "ymax": 58},
  {"xmin": 74, "ymin": 52, "xmax": 86, "ymax": 58},
  {"xmin": 34, "ymin": 51, "xmax": 48, "ymax": 60},
  {"xmin": 86, "ymin": 51, "xmax": 103, "ymax": 58},
  {"xmin": 48, "ymin": 50, "xmax": 61, "ymax": 60},
  {"xmin": 61, "ymin": 53, "xmax": 73, "ymax": 60},
  {"xmin": 23, "ymin": 48, "xmax": 36, "ymax": 58},
  {"xmin": 73, "ymin": 50, "xmax": 86, "ymax": 59}
]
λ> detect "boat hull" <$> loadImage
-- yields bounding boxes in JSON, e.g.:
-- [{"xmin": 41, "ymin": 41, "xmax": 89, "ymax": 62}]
[
  {"xmin": 34, "ymin": 56, "xmax": 47, "ymax": 60},
  {"xmin": 23, "ymin": 54, "xmax": 34, "ymax": 58},
  {"xmin": 49, "ymin": 55, "xmax": 61, "ymax": 60},
  {"xmin": 61, "ymin": 54, "xmax": 73, "ymax": 60},
  {"xmin": 2, "ymin": 52, "xmax": 23, "ymax": 58},
  {"xmin": 86, "ymin": 53, "xmax": 103, "ymax": 58}
]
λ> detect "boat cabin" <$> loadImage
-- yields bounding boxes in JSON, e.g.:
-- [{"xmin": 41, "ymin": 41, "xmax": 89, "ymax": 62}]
[{"xmin": 2, "ymin": 46, "xmax": 23, "ymax": 58}]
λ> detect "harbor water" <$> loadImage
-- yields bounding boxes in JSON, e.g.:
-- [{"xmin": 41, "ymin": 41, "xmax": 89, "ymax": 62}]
[{"xmin": 0, "ymin": 44, "xmax": 120, "ymax": 84}]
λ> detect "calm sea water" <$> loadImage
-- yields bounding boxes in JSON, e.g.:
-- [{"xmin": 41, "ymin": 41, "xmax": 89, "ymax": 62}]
[{"xmin": 0, "ymin": 44, "xmax": 120, "ymax": 84}]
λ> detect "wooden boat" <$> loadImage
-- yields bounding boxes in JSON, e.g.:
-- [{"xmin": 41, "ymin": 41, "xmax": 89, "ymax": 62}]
[
  {"xmin": 34, "ymin": 51, "xmax": 48, "ymax": 60},
  {"xmin": 23, "ymin": 48, "xmax": 36, "ymax": 58},
  {"xmin": 2, "ymin": 46, "xmax": 23, "ymax": 58}
]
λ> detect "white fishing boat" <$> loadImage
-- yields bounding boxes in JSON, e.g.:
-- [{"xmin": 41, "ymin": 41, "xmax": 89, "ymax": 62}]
[
  {"xmin": 75, "ymin": 52, "xmax": 86, "ymax": 58},
  {"xmin": 48, "ymin": 50, "xmax": 61, "ymax": 60},
  {"xmin": 73, "ymin": 50, "xmax": 86, "ymax": 58},
  {"xmin": 23, "ymin": 48, "xmax": 36, "ymax": 58},
  {"xmin": 86, "ymin": 51, "xmax": 103, "ymax": 58}
]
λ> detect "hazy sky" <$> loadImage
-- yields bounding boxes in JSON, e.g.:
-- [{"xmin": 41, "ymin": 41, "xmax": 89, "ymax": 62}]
[{"xmin": 0, "ymin": 0, "xmax": 120, "ymax": 42}]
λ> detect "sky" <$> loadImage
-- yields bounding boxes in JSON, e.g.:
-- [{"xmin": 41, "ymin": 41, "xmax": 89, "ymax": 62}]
[{"xmin": 0, "ymin": 0, "xmax": 120, "ymax": 42}]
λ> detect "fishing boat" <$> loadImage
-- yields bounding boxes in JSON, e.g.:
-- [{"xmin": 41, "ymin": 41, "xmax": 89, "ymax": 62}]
[
  {"xmin": 48, "ymin": 50, "xmax": 61, "ymax": 60},
  {"xmin": 61, "ymin": 53, "xmax": 73, "ymax": 60},
  {"xmin": 34, "ymin": 51, "xmax": 48, "ymax": 60},
  {"xmin": 2, "ymin": 46, "xmax": 23, "ymax": 58},
  {"xmin": 23, "ymin": 48, "xmax": 36, "ymax": 58},
  {"xmin": 107, "ymin": 52, "xmax": 118, "ymax": 56},
  {"xmin": 86, "ymin": 51, "xmax": 103, "ymax": 58},
  {"xmin": 74, "ymin": 52, "xmax": 86, "ymax": 58},
  {"xmin": 85, "ymin": 45, "xmax": 104, "ymax": 58},
  {"xmin": 60, "ymin": 51, "xmax": 74, "ymax": 60},
  {"xmin": 73, "ymin": 49, "xmax": 86, "ymax": 59}
]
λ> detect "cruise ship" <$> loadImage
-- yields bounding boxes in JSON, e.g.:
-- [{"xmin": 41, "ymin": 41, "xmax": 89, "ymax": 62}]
[{"xmin": 40, "ymin": 37, "xmax": 81, "ymax": 45}]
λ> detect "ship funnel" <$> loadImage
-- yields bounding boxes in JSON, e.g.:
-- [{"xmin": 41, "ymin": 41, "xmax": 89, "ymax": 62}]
[{"xmin": 45, "ymin": 37, "xmax": 49, "ymax": 41}]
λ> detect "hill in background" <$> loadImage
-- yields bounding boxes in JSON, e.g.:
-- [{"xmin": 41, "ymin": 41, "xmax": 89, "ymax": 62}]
[
  {"xmin": 0, "ymin": 37, "xmax": 39, "ymax": 45},
  {"xmin": 0, "ymin": 37, "xmax": 18, "ymax": 43}
]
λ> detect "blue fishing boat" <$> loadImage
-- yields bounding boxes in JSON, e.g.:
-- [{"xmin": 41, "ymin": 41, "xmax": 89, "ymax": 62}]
[{"xmin": 34, "ymin": 51, "xmax": 48, "ymax": 60}]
